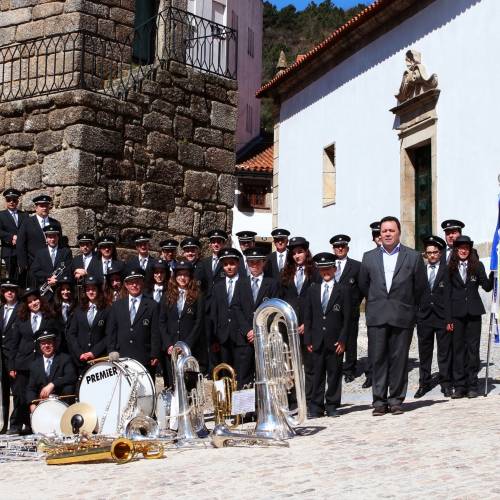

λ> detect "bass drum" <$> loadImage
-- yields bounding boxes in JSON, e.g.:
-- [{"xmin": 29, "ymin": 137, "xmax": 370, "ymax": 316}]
[
  {"xmin": 31, "ymin": 398, "xmax": 68, "ymax": 435},
  {"xmin": 78, "ymin": 358, "xmax": 155, "ymax": 436}
]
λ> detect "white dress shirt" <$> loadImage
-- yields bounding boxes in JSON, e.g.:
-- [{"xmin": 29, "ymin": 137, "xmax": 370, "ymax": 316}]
[
  {"xmin": 335, "ymin": 257, "xmax": 347, "ymax": 280},
  {"xmin": 276, "ymin": 250, "xmax": 288, "ymax": 270},
  {"xmin": 321, "ymin": 280, "xmax": 334, "ymax": 304},
  {"xmin": 3, "ymin": 302, "xmax": 16, "ymax": 326},
  {"xmin": 31, "ymin": 311, "xmax": 42, "ymax": 333},
  {"xmin": 44, "ymin": 355, "xmax": 54, "ymax": 376},
  {"xmin": 427, "ymin": 262, "xmax": 440, "ymax": 280},
  {"xmin": 36, "ymin": 214, "xmax": 48, "ymax": 230},
  {"xmin": 381, "ymin": 244, "xmax": 400, "ymax": 293},
  {"xmin": 82, "ymin": 253, "xmax": 93, "ymax": 270},
  {"xmin": 128, "ymin": 294, "xmax": 142, "ymax": 311},
  {"xmin": 8, "ymin": 209, "xmax": 18, "ymax": 226}
]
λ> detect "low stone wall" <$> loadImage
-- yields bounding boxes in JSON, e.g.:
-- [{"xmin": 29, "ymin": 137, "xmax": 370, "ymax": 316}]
[{"xmin": 0, "ymin": 60, "xmax": 238, "ymax": 252}]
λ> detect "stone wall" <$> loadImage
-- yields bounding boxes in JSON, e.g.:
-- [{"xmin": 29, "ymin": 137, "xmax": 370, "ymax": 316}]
[{"xmin": 0, "ymin": 59, "xmax": 237, "ymax": 252}]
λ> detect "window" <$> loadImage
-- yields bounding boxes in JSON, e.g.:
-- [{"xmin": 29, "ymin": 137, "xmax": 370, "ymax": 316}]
[
  {"xmin": 238, "ymin": 179, "xmax": 272, "ymax": 211},
  {"xmin": 323, "ymin": 143, "xmax": 336, "ymax": 206},
  {"xmin": 247, "ymin": 27, "xmax": 254, "ymax": 58},
  {"xmin": 246, "ymin": 104, "xmax": 253, "ymax": 134}
]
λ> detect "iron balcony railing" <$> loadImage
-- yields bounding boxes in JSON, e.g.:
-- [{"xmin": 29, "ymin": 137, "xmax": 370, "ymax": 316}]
[{"xmin": 0, "ymin": 6, "xmax": 238, "ymax": 103}]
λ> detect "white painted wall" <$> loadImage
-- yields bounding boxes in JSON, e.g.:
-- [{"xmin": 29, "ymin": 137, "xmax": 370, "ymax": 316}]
[
  {"xmin": 277, "ymin": 0, "xmax": 499, "ymax": 261},
  {"xmin": 232, "ymin": 189, "xmax": 272, "ymax": 239}
]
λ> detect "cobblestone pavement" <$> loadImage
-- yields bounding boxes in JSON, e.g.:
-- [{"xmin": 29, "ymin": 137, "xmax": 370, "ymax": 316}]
[{"xmin": 3, "ymin": 315, "xmax": 500, "ymax": 499}]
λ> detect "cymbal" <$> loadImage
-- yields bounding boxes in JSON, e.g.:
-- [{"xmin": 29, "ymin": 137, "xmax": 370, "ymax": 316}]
[{"xmin": 60, "ymin": 402, "xmax": 98, "ymax": 436}]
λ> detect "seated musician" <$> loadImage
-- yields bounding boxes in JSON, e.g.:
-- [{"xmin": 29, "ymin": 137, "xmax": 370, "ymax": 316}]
[{"xmin": 27, "ymin": 330, "xmax": 76, "ymax": 413}]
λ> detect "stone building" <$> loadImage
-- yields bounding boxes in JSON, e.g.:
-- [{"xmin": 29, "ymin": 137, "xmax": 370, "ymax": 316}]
[
  {"xmin": 258, "ymin": 0, "xmax": 498, "ymax": 260},
  {"xmin": 0, "ymin": 0, "xmax": 238, "ymax": 252}
]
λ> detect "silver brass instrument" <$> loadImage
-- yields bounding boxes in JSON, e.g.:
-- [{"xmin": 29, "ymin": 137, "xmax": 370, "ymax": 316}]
[
  {"xmin": 40, "ymin": 262, "xmax": 66, "ymax": 296},
  {"xmin": 0, "ymin": 435, "xmax": 45, "ymax": 461},
  {"xmin": 125, "ymin": 415, "xmax": 159, "ymax": 440},
  {"xmin": 253, "ymin": 298, "xmax": 306, "ymax": 440},
  {"xmin": 211, "ymin": 424, "xmax": 289, "ymax": 448}
]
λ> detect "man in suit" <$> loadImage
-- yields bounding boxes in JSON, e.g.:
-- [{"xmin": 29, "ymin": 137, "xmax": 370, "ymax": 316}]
[
  {"xmin": 0, "ymin": 189, "xmax": 27, "ymax": 281},
  {"xmin": 415, "ymin": 235, "xmax": 452, "ymax": 398},
  {"xmin": 71, "ymin": 233, "xmax": 100, "ymax": 281},
  {"xmin": 304, "ymin": 252, "xmax": 351, "ymax": 418},
  {"xmin": 27, "ymin": 330, "xmax": 76, "ymax": 414},
  {"xmin": 180, "ymin": 237, "xmax": 202, "ymax": 275},
  {"xmin": 231, "ymin": 247, "xmax": 279, "ymax": 388},
  {"xmin": 17, "ymin": 194, "xmax": 62, "ymax": 286},
  {"xmin": 0, "ymin": 279, "xmax": 20, "ymax": 433},
  {"xmin": 159, "ymin": 239, "xmax": 178, "ymax": 273},
  {"xmin": 441, "ymin": 219, "xmax": 465, "ymax": 263},
  {"xmin": 265, "ymin": 228, "xmax": 290, "ymax": 279},
  {"xmin": 95, "ymin": 235, "xmax": 120, "ymax": 281},
  {"xmin": 30, "ymin": 225, "xmax": 73, "ymax": 288},
  {"xmin": 105, "ymin": 262, "xmax": 125, "ymax": 303},
  {"xmin": 330, "ymin": 234, "xmax": 363, "ymax": 384},
  {"xmin": 106, "ymin": 268, "xmax": 160, "ymax": 379},
  {"xmin": 126, "ymin": 233, "xmax": 155, "ymax": 284},
  {"xmin": 359, "ymin": 216, "xmax": 427, "ymax": 416},
  {"xmin": 235, "ymin": 231, "xmax": 256, "ymax": 276}
]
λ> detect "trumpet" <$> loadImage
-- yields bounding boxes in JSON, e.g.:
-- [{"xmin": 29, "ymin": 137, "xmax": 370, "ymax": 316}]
[{"xmin": 40, "ymin": 262, "xmax": 66, "ymax": 296}]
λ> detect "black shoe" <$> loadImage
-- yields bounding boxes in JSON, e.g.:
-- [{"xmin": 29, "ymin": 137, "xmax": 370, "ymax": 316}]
[
  {"xmin": 414, "ymin": 385, "xmax": 429, "ymax": 398},
  {"xmin": 6, "ymin": 427, "xmax": 21, "ymax": 436},
  {"xmin": 451, "ymin": 391, "xmax": 465, "ymax": 399},
  {"xmin": 442, "ymin": 387, "xmax": 453, "ymax": 397},
  {"xmin": 390, "ymin": 405, "xmax": 404, "ymax": 415},
  {"xmin": 372, "ymin": 406, "xmax": 387, "ymax": 416},
  {"xmin": 344, "ymin": 374, "xmax": 355, "ymax": 383},
  {"xmin": 467, "ymin": 390, "xmax": 478, "ymax": 399},
  {"xmin": 326, "ymin": 408, "xmax": 340, "ymax": 418},
  {"xmin": 307, "ymin": 410, "xmax": 324, "ymax": 419},
  {"xmin": 362, "ymin": 377, "xmax": 372, "ymax": 389},
  {"xmin": 21, "ymin": 427, "xmax": 33, "ymax": 436}
]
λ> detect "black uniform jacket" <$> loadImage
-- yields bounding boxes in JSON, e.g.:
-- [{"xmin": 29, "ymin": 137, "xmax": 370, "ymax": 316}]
[
  {"xmin": 195, "ymin": 256, "xmax": 225, "ymax": 297},
  {"xmin": 211, "ymin": 277, "xmax": 244, "ymax": 344},
  {"xmin": 94, "ymin": 258, "xmax": 122, "ymax": 281},
  {"xmin": 279, "ymin": 269, "xmax": 320, "ymax": 325},
  {"xmin": 336, "ymin": 257, "xmax": 363, "ymax": 317},
  {"xmin": 26, "ymin": 352, "xmax": 76, "ymax": 404},
  {"xmin": 231, "ymin": 276, "xmax": 279, "ymax": 346},
  {"xmin": 71, "ymin": 253, "xmax": 102, "ymax": 278},
  {"xmin": 447, "ymin": 261, "xmax": 493, "ymax": 320},
  {"xmin": 17, "ymin": 215, "xmax": 62, "ymax": 270},
  {"xmin": 0, "ymin": 209, "xmax": 27, "ymax": 258},
  {"xmin": 304, "ymin": 282, "xmax": 351, "ymax": 351},
  {"xmin": 417, "ymin": 263, "xmax": 450, "ymax": 328},
  {"xmin": 265, "ymin": 251, "xmax": 287, "ymax": 280},
  {"xmin": 0, "ymin": 303, "xmax": 19, "ymax": 363},
  {"xmin": 31, "ymin": 246, "xmax": 73, "ymax": 287},
  {"xmin": 159, "ymin": 294, "xmax": 205, "ymax": 351},
  {"xmin": 7, "ymin": 315, "xmax": 59, "ymax": 371},
  {"xmin": 106, "ymin": 296, "xmax": 160, "ymax": 365},
  {"xmin": 125, "ymin": 256, "xmax": 155, "ymax": 284},
  {"xmin": 66, "ymin": 306, "xmax": 109, "ymax": 362}
]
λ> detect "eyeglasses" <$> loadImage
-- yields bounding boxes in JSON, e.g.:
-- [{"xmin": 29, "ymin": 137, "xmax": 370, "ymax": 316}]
[{"xmin": 425, "ymin": 251, "xmax": 440, "ymax": 255}]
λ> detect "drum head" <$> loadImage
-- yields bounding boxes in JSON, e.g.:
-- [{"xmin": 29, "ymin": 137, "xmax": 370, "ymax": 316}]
[
  {"xmin": 78, "ymin": 358, "xmax": 155, "ymax": 436},
  {"xmin": 31, "ymin": 399, "xmax": 68, "ymax": 435}
]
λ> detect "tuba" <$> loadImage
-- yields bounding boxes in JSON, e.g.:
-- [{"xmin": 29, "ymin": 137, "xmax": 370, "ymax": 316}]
[{"xmin": 253, "ymin": 298, "xmax": 306, "ymax": 440}]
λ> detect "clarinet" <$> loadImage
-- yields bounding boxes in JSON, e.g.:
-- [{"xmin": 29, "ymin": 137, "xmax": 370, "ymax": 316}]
[{"xmin": 40, "ymin": 262, "xmax": 66, "ymax": 296}]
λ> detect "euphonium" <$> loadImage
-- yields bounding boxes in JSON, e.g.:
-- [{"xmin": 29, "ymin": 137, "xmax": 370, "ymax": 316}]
[
  {"xmin": 212, "ymin": 363, "xmax": 240, "ymax": 428},
  {"xmin": 253, "ymin": 298, "xmax": 306, "ymax": 440}
]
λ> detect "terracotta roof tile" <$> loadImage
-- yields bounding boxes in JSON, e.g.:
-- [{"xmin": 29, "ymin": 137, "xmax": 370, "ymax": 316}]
[
  {"xmin": 236, "ymin": 144, "xmax": 273, "ymax": 174},
  {"xmin": 256, "ymin": 0, "xmax": 394, "ymax": 97}
]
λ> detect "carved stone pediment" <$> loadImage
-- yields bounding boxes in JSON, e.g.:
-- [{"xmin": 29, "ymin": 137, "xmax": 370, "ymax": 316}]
[{"xmin": 395, "ymin": 50, "xmax": 438, "ymax": 104}]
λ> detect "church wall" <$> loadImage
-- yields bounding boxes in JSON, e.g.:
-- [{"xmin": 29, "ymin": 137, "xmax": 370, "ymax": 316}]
[{"xmin": 277, "ymin": 0, "xmax": 498, "ymax": 260}]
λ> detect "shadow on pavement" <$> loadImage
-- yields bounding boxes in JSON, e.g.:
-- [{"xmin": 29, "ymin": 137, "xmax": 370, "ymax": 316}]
[
  {"xmin": 402, "ymin": 398, "xmax": 448, "ymax": 412},
  {"xmin": 296, "ymin": 425, "xmax": 326, "ymax": 436}
]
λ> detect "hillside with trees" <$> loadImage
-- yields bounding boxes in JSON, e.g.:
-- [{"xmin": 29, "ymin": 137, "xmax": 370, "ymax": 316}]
[{"xmin": 261, "ymin": 1, "xmax": 367, "ymax": 131}]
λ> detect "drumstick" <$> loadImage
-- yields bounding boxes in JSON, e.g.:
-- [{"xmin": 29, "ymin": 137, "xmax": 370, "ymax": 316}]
[{"xmin": 31, "ymin": 394, "xmax": 76, "ymax": 404}]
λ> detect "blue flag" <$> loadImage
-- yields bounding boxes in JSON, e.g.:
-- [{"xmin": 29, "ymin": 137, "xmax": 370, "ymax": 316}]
[{"xmin": 490, "ymin": 194, "xmax": 500, "ymax": 271}]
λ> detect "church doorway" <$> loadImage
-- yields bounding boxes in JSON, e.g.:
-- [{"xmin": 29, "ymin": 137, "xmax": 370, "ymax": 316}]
[{"xmin": 412, "ymin": 143, "xmax": 432, "ymax": 249}]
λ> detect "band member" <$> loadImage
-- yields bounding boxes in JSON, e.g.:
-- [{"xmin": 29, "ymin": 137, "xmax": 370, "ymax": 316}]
[
  {"xmin": 359, "ymin": 216, "xmax": 426, "ymax": 416},
  {"xmin": 232, "ymin": 247, "xmax": 279, "ymax": 388},
  {"xmin": 211, "ymin": 248, "xmax": 244, "ymax": 367},
  {"xmin": 265, "ymin": 228, "xmax": 290, "ymax": 279},
  {"xmin": 27, "ymin": 330, "xmax": 77, "ymax": 414},
  {"xmin": 370, "ymin": 221, "xmax": 382, "ymax": 247},
  {"xmin": 30, "ymin": 225, "xmax": 73, "ymax": 288},
  {"xmin": 66, "ymin": 275, "xmax": 109, "ymax": 374},
  {"xmin": 159, "ymin": 239, "xmax": 179, "ymax": 272},
  {"xmin": 17, "ymin": 195, "xmax": 62, "ymax": 283},
  {"xmin": 305, "ymin": 253, "xmax": 351, "ymax": 418},
  {"xmin": 104, "ymin": 262, "xmax": 124, "ymax": 305},
  {"xmin": 106, "ymin": 268, "xmax": 160, "ymax": 379},
  {"xmin": 441, "ymin": 219, "xmax": 465, "ymax": 263},
  {"xmin": 415, "ymin": 236, "xmax": 452, "ymax": 398},
  {"xmin": 148, "ymin": 259, "xmax": 169, "ymax": 303},
  {"xmin": 0, "ymin": 279, "xmax": 20, "ymax": 433},
  {"xmin": 126, "ymin": 233, "xmax": 155, "ymax": 283},
  {"xmin": 72, "ymin": 233, "xmax": 100, "ymax": 281},
  {"xmin": 235, "ymin": 231, "xmax": 256, "ymax": 276},
  {"xmin": 280, "ymin": 237, "xmax": 318, "ymax": 406},
  {"xmin": 0, "ymin": 189, "xmax": 27, "ymax": 280},
  {"xmin": 329, "ymin": 235, "xmax": 363, "ymax": 385},
  {"xmin": 180, "ymin": 237, "xmax": 202, "ymax": 273},
  {"xmin": 6, "ymin": 288, "xmax": 58, "ymax": 434},
  {"xmin": 53, "ymin": 275, "xmax": 77, "ymax": 330},
  {"xmin": 95, "ymin": 235, "xmax": 120, "ymax": 281},
  {"xmin": 160, "ymin": 260, "xmax": 205, "ymax": 384},
  {"xmin": 447, "ymin": 235, "xmax": 493, "ymax": 399}
]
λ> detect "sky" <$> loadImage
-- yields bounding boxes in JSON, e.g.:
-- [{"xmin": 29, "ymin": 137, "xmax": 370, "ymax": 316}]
[{"xmin": 270, "ymin": 0, "xmax": 365, "ymax": 10}]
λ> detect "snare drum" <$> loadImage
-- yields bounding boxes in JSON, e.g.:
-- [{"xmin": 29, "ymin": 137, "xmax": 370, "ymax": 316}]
[
  {"xmin": 78, "ymin": 358, "xmax": 155, "ymax": 436},
  {"xmin": 31, "ymin": 398, "xmax": 68, "ymax": 435}
]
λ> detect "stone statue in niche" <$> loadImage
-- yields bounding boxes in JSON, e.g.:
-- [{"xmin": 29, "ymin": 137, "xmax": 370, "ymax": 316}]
[{"xmin": 395, "ymin": 50, "xmax": 438, "ymax": 104}]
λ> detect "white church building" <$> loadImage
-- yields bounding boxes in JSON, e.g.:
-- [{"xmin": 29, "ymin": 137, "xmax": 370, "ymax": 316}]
[{"xmin": 257, "ymin": 0, "xmax": 498, "ymax": 261}]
